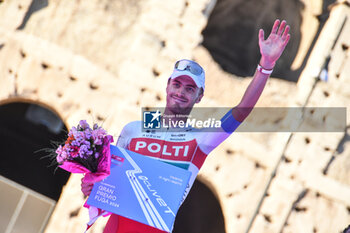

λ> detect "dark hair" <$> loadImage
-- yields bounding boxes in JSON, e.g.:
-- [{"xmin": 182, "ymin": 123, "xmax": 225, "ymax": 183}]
[
  {"xmin": 342, "ymin": 224, "xmax": 350, "ymax": 233},
  {"xmin": 167, "ymin": 78, "xmax": 204, "ymax": 95}
]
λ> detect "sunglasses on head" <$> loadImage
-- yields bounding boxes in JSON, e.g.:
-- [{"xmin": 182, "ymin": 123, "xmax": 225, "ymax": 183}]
[{"xmin": 174, "ymin": 59, "xmax": 204, "ymax": 76}]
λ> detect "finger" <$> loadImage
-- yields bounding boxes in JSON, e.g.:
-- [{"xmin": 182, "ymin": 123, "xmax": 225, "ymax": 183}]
[
  {"xmin": 86, "ymin": 189, "xmax": 92, "ymax": 196},
  {"xmin": 82, "ymin": 187, "xmax": 92, "ymax": 195},
  {"xmin": 82, "ymin": 183, "xmax": 92, "ymax": 190},
  {"xmin": 83, "ymin": 187, "xmax": 92, "ymax": 193},
  {"xmin": 81, "ymin": 178, "xmax": 88, "ymax": 185},
  {"xmin": 83, "ymin": 190, "xmax": 91, "ymax": 196},
  {"xmin": 283, "ymin": 34, "xmax": 291, "ymax": 47},
  {"xmin": 259, "ymin": 29, "xmax": 265, "ymax": 42},
  {"xmin": 277, "ymin": 20, "xmax": 286, "ymax": 36},
  {"xmin": 271, "ymin": 19, "xmax": 280, "ymax": 34},
  {"xmin": 282, "ymin": 25, "xmax": 290, "ymax": 40}
]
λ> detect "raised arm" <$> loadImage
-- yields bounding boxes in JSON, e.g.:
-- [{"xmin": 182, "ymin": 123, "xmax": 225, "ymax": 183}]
[{"xmin": 232, "ymin": 19, "xmax": 290, "ymax": 122}]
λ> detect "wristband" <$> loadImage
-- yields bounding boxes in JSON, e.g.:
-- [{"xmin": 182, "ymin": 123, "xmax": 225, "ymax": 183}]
[
  {"xmin": 220, "ymin": 110, "xmax": 241, "ymax": 133},
  {"xmin": 257, "ymin": 64, "xmax": 273, "ymax": 75}
]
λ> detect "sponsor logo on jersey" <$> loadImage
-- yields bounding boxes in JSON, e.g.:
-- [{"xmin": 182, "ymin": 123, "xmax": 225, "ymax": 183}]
[{"xmin": 129, "ymin": 138, "xmax": 198, "ymax": 162}]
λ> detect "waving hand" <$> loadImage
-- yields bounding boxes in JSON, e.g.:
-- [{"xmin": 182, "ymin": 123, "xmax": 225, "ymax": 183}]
[{"xmin": 259, "ymin": 19, "xmax": 290, "ymax": 69}]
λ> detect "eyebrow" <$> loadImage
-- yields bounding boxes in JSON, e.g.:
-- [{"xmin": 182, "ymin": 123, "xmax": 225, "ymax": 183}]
[
  {"xmin": 185, "ymin": 84, "xmax": 196, "ymax": 89},
  {"xmin": 172, "ymin": 80, "xmax": 196, "ymax": 88}
]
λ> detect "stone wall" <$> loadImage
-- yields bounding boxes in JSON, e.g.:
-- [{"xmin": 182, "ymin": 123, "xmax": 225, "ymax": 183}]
[{"xmin": 202, "ymin": 0, "xmax": 304, "ymax": 79}]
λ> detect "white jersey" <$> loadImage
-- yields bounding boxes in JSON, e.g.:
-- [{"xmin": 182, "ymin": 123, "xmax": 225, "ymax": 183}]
[{"xmin": 116, "ymin": 113, "xmax": 241, "ymax": 199}]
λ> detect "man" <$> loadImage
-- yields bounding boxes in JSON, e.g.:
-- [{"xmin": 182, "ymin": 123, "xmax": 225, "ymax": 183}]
[{"xmin": 82, "ymin": 19, "xmax": 290, "ymax": 233}]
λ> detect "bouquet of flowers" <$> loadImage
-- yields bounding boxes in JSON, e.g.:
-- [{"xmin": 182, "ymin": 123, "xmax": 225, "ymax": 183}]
[
  {"xmin": 55, "ymin": 120, "xmax": 113, "ymax": 183},
  {"xmin": 42, "ymin": 120, "xmax": 114, "ymax": 231}
]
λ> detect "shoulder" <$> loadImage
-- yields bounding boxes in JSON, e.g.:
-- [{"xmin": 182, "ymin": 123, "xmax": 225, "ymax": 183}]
[
  {"xmin": 124, "ymin": 120, "xmax": 142, "ymax": 127},
  {"xmin": 117, "ymin": 121, "xmax": 142, "ymax": 148},
  {"xmin": 120, "ymin": 121, "xmax": 142, "ymax": 134}
]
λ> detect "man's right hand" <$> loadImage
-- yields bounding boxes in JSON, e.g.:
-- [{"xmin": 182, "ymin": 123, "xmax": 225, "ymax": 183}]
[{"xmin": 81, "ymin": 178, "xmax": 94, "ymax": 196}]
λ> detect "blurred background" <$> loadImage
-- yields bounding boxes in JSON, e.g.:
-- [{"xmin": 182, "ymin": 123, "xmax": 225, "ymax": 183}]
[{"xmin": 0, "ymin": 0, "xmax": 349, "ymax": 233}]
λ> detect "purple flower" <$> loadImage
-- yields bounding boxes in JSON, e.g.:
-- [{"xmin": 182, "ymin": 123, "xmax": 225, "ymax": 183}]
[
  {"xmin": 69, "ymin": 126, "xmax": 78, "ymax": 136},
  {"xmin": 84, "ymin": 130, "xmax": 92, "ymax": 140},
  {"xmin": 56, "ymin": 145, "xmax": 63, "ymax": 156},
  {"xmin": 92, "ymin": 128, "xmax": 107, "ymax": 145},
  {"xmin": 83, "ymin": 140, "xmax": 91, "ymax": 147},
  {"xmin": 57, "ymin": 154, "xmax": 64, "ymax": 163},
  {"xmin": 79, "ymin": 145, "xmax": 90, "ymax": 158},
  {"xmin": 56, "ymin": 145, "xmax": 69, "ymax": 163},
  {"xmin": 79, "ymin": 120, "xmax": 90, "ymax": 130}
]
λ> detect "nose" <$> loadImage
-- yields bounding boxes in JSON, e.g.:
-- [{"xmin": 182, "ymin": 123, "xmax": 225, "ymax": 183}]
[{"xmin": 175, "ymin": 86, "xmax": 186, "ymax": 96}]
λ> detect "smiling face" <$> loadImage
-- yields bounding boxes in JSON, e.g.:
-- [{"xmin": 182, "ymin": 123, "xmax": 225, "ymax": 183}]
[{"xmin": 165, "ymin": 75, "xmax": 203, "ymax": 115}]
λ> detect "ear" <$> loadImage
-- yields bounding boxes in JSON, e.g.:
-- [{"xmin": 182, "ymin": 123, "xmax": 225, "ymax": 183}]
[{"xmin": 195, "ymin": 89, "xmax": 204, "ymax": 103}]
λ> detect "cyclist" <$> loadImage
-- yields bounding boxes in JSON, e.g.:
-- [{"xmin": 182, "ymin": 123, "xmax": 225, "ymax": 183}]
[{"xmin": 82, "ymin": 19, "xmax": 290, "ymax": 233}]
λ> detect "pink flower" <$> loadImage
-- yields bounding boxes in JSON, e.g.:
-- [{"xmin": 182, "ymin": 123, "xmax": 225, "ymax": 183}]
[
  {"xmin": 79, "ymin": 120, "xmax": 90, "ymax": 130},
  {"xmin": 70, "ymin": 146, "xmax": 80, "ymax": 158},
  {"xmin": 57, "ymin": 155, "xmax": 64, "ymax": 163},
  {"xmin": 56, "ymin": 145, "xmax": 63, "ymax": 155}
]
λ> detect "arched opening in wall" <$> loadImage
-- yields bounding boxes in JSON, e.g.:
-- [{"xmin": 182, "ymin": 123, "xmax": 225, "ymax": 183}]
[
  {"xmin": 202, "ymin": 0, "xmax": 304, "ymax": 82},
  {"xmin": 0, "ymin": 101, "xmax": 70, "ymax": 233},
  {"xmin": 173, "ymin": 179, "xmax": 225, "ymax": 233}
]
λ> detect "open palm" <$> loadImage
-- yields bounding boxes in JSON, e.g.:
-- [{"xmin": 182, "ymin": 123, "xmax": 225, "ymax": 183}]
[{"xmin": 259, "ymin": 20, "xmax": 290, "ymax": 66}]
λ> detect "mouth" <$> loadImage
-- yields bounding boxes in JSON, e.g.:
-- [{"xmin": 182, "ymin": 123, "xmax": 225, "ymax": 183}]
[{"xmin": 171, "ymin": 95, "xmax": 188, "ymax": 103}]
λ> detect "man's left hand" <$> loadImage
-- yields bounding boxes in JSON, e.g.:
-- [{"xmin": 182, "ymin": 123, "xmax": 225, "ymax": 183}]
[{"xmin": 258, "ymin": 19, "xmax": 290, "ymax": 69}]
